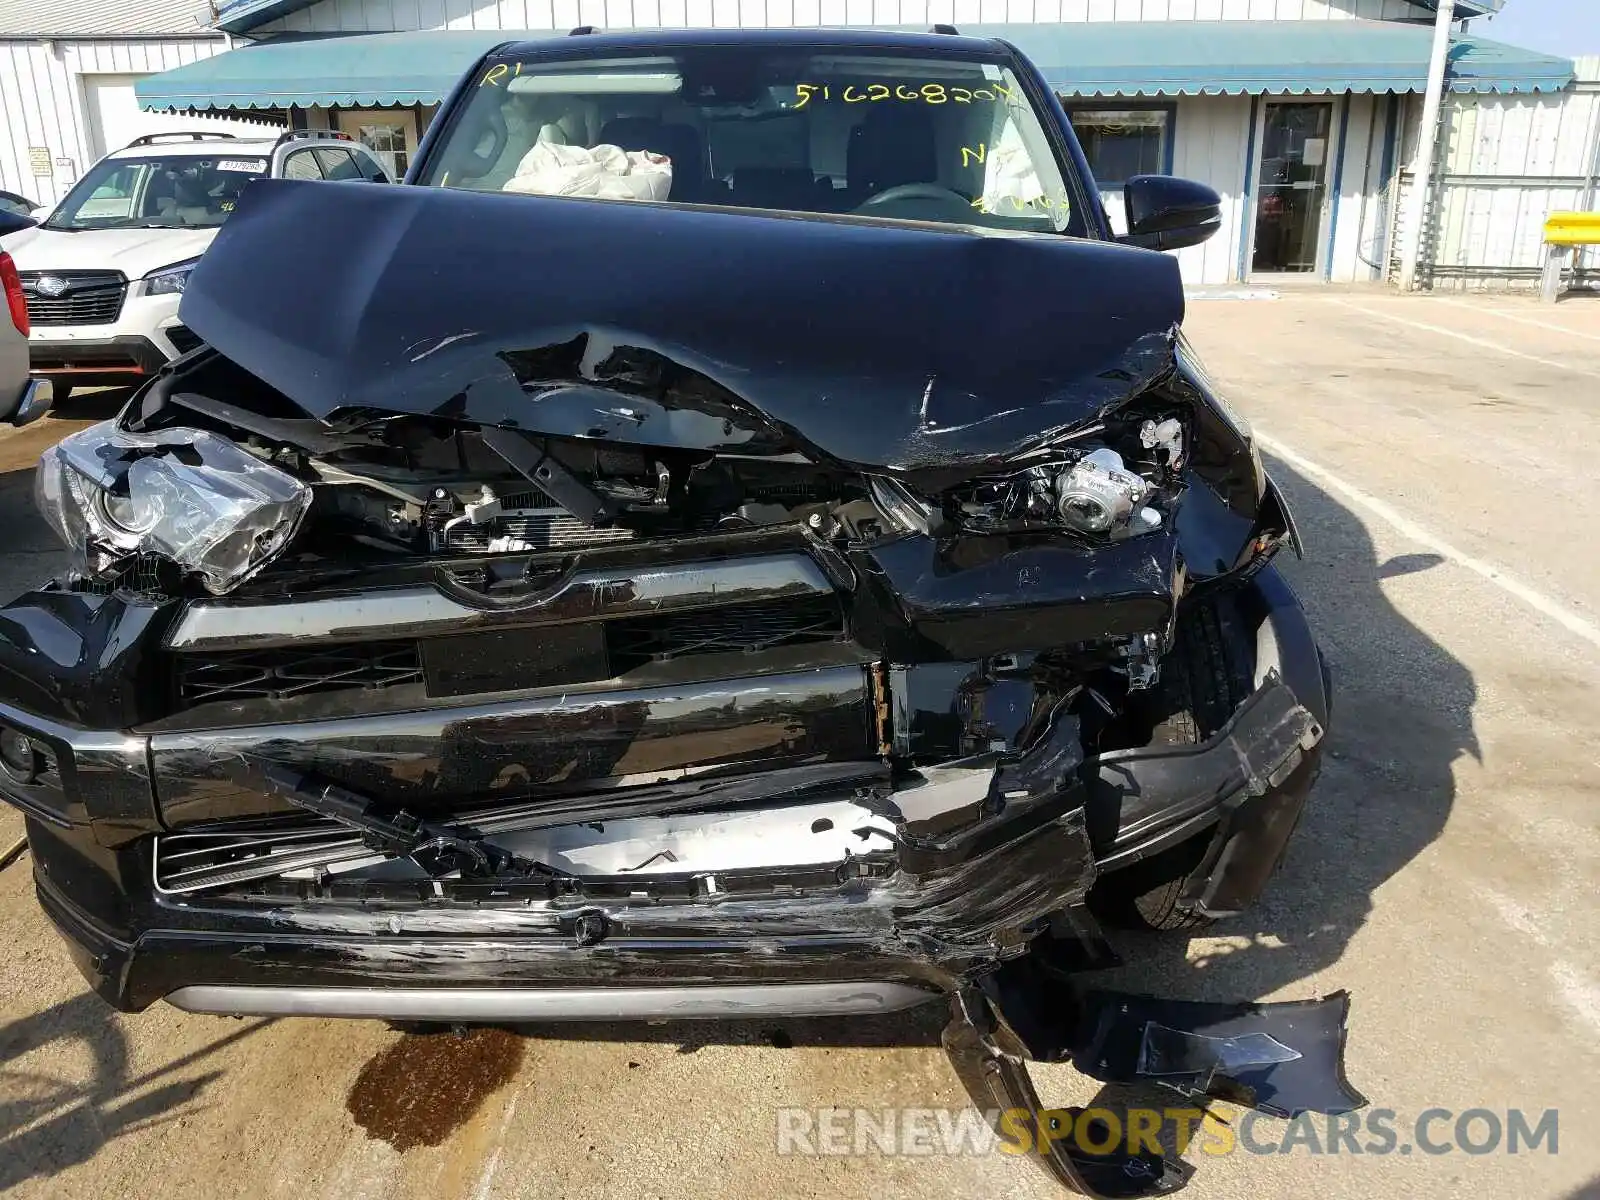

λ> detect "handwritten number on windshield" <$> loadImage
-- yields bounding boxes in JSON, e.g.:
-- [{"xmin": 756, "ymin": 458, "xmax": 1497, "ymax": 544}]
[{"xmin": 794, "ymin": 82, "xmax": 1013, "ymax": 108}]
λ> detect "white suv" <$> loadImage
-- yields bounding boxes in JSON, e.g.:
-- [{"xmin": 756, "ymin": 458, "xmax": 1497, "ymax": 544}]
[{"xmin": 0, "ymin": 130, "xmax": 390, "ymax": 402}]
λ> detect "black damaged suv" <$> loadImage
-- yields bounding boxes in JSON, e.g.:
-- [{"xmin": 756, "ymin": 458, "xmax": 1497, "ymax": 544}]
[{"xmin": 1, "ymin": 28, "xmax": 1356, "ymax": 1198}]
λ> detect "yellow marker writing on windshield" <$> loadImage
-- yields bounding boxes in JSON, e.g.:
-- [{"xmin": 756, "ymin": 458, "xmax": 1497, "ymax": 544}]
[
  {"xmin": 480, "ymin": 63, "xmax": 509, "ymax": 88},
  {"xmin": 793, "ymin": 82, "xmax": 1007, "ymax": 105},
  {"xmin": 960, "ymin": 143, "xmax": 987, "ymax": 167}
]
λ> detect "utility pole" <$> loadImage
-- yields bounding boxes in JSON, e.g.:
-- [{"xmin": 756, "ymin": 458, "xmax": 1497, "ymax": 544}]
[{"xmin": 1398, "ymin": 0, "xmax": 1455, "ymax": 292}]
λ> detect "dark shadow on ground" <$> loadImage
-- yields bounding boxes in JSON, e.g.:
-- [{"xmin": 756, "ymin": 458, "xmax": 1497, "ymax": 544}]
[
  {"xmin": 0, "ymin": 992, "xmax": 271, "ymax": 1191},
  {"xmin": 41, "ymin": 386, "xmax": 133, "ymax": 424}
]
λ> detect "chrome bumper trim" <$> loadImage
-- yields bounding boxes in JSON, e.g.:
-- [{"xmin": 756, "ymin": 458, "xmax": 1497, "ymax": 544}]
[
  {"xmin": 165, "ymin": 981, "xmax": 939, "ymax": 1021},
  {"xmin": 165, "ymin": 552, "xmax": 836, "ymax": 651}
]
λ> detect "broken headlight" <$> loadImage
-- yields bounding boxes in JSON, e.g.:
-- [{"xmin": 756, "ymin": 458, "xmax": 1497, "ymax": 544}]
[
  {"xmin": 933, "ymin": 417, "xmax": 1185, "ymax": 540},
  {"xmin": 35, "ymin": 421, "xmax": 311, "ymax": 594}
]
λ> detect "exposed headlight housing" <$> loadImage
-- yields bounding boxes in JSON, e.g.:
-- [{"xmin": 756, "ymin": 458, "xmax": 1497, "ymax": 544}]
[
  {"xmin": 143, "ymin": 258, "xmax": 200, "ymax": 297},
  {"xmin": 1054, "ymin": 448, "xmax": 1156, "ymax": 535},
  {"xmin": 35, "ymin": 422, "xmax": 311, "ymax": 595},
  {"xmin": 932, "ymin": 416, "xmax": 1185, "ymax": 540}
]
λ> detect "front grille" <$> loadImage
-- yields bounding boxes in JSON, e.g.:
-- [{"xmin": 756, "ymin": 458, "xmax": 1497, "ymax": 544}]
[
  {"xmin": 20, "ymin": 270, "xmax": 126, "ymax": 326},
  {"xmin": 173, "ymin": 600, "xmax": 844, "ymax": 710},
  {"xmin": 155, "ymin": 819, "xmax": 364, "ymax": 894},
  {"xmin": 442, "ymin": 491, "xmax": 636, "ymax": 554},
  {"xmin": 175, "ymin": 641, "xmax": 423, "ymax": 706},
  {"xmin": 608, "ymin": 596, "xmax": 845, "ymax": 669}
]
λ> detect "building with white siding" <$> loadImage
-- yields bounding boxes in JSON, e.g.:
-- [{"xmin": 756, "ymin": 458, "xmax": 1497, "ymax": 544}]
[
  {"xmin": 4, "ymin": 0, "xmax": 1585, "ymax": 287},
  {"xmin": 0, "ymin": 0, "xmax": 288, "ymax": 211},
  {"xmin": 1417, "ymin": 54, "xmax": 1600, "ymax": 288}
]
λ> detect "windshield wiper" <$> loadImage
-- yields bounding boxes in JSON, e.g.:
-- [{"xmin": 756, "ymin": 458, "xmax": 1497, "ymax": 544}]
[{"xmin": 46, "ymin": 221, "xmax": 199, "ymax": 231}]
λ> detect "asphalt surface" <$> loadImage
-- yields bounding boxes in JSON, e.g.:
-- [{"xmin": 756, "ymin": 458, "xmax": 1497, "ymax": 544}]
[{"xmin": 2, "ymin": 291, "xmax": 1599, "ymax": 1199}]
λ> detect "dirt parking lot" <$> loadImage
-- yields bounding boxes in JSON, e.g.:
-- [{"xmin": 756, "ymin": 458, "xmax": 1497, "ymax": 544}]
[{"xmin": 2, "ymin": 289, "xmax": 1599, "ymax": 1200}]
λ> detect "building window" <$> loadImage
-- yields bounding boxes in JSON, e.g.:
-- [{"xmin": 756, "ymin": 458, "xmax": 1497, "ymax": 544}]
[{"xmin": 1067, "ymin": 107, "xmax": 1172, "ymax": 186}]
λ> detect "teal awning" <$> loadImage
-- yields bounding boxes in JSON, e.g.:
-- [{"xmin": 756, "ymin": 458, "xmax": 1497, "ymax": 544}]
[
  {"xmin": 987, "ymin": 20, "xmax": 1573, "ymax": 96},
  {"xmin": 134, "ymin": 30, "xmax": 512, "ymax": 111},
  {"xmin": 210, "ymin": 0, "xmax": 1505, "ymax": 36},
  {"xmin": 137, "ymin": 21, "xmax": 1574, "ymax": 113}
]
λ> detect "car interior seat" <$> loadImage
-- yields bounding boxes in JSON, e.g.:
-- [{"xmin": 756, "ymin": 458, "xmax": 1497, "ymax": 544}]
[
  {"xmin": 846, "ymin": 105, "xmax": 939, "ymax": 207},
  {"xmin": 169, "ymin": 171, "xmax": 216, "ymax": 225},
  {"xmin": 728, "ymin": 167, "xmax": 815, "ymax": 212},
  {"xmin": 144, "ymin": 170, "xmax": 178, "ymax": 220},
  {"xmin": 597, "ymin": 117, "xmax": 707, "ymax": 201}
]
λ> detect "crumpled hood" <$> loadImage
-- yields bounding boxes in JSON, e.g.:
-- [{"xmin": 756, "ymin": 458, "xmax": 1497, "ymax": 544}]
[
  {"xmin": 3, "ymin": 223, "xmax": 217, "ymax": 279},
  {"xmin": 182, "ymin": 179, "xmax": 1185, "ymax": 487}
]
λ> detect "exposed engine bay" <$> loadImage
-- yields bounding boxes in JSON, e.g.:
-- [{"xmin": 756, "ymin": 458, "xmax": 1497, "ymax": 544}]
[{"xmin": 47, "ymin": 364, "xmax": 1194, "ymax": 589}]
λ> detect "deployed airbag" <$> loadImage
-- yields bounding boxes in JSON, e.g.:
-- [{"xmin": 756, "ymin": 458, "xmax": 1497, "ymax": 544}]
[{"xmin": 502, "ymin": 141, "xmax": 672, "ymax": 201}]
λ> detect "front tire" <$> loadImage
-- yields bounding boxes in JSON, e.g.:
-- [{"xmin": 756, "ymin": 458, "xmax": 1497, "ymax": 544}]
[
  {"xmin": 1095, "ymin": 595, "xmax": 1252, "ymax": 932},
  {"xmin": 1095, "ymin": 832, "xmax": 1214, "ymax": 932}
]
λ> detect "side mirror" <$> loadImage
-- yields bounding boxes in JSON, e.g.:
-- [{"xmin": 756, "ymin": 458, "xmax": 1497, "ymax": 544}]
[
  {"xmin": 1121, "ymin": 175, "xmax": 1222, "ymax": 252},
  {"xmin": 0, "ymin": 211, "xmax": 37, "ymax": 237}
]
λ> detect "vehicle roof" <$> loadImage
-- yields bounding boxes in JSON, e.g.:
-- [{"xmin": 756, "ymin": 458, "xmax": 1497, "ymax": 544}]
[
  {"xmin": 103, "ymin": 139, "xmax": 282, "ymax": 161},
  {"xmin": 490, "ymin": 26, "xmax": 1013, "ymax": 60},
  {"xmin": 100, "ymin": 133, "xmax": 367, "ymax": 162}
]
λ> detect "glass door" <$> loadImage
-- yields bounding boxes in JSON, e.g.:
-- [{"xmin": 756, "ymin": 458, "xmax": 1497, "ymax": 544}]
[
  {"xmin": 1250, "ymin": 101, "xmax": 1336, "ymax": 276},
  {"xmin": 336, "ymin": 110, "xmax": 419, "ymax": 180}
]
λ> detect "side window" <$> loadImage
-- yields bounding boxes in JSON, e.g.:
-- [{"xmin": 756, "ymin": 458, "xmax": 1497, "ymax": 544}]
[
  {"xmin": 313, "ymin": 147, "xmax": 363, "ymax": 181},
  {"xmin": 1067, "ymin": 107, "xmax": 1171, "ymax": 235},
  {"xmin": 282, "ymin": 150, "xmax": 325, "ymax": 180},
  {"xmin": 354, "ymin": 149, "xmax": 390, "ymax": 181}
]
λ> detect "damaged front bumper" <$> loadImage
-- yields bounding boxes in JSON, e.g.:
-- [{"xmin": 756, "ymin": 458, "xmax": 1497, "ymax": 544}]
[
  {"xmin": 0, "ymin": 551, "xmax": 1348, "ymax": 1199},
  {"xmin": 1, "ymin": 560, "xmax": 1325, "ymax": 1011}
]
